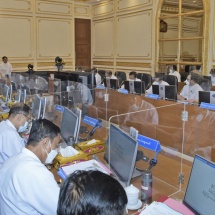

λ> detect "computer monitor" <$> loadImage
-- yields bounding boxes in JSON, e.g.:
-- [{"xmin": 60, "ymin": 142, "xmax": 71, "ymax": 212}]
[
  {"xmin": 71, "ymin": 108, "xmax": 82, "ymax": 143},
  {"xmin": 183, "ymin": 155, "xmax": 215, "ymax": 215},
  {"xmin": 60, "ymin": 107, "xmax": 79, "ymax": 145},
  {"xmin": 2, "ymin": 85, "xmax": 9, "ymax": 101},
  {"xmin": 32, "ymin": 94, "xmax": 42, "ymax": 119},
  {"xmin": 104, "ymin": 124, "xmax": 138, "ymax": 187},
  {"xmin": 152, "ymin": 85, "xmax": 177, "ymax": 101},
  {"xmin": 124, "ymin": 81, "xmax": 145, "ymax": 94},
  {"xmin": 40, "ymin": 96, "xmax": 47, "ymax": 119},
  {"xmin": 199, "ymin": 91, "xmax": 215, "ymax": 104},
  {"xmin": 103, "ymin": 78, "xmax": 119, "ymax": 89}
]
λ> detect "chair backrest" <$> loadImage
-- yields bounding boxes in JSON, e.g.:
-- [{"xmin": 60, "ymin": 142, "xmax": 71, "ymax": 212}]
[
  {"xmin": 200, "ymin": 75, "xmax": 212, "ymax": 91},
  {"xmin": 97, "ymin": 70, "xmax": 106, "ymax": 80},
  {"xmin": 137, "ymin": 73, "xmax": 152, "ymax": 89},
  {"xmin": 115, "ymin": 71, "xmax": 127, "ymax": 86},
  {"xmin": 164, "ymin": 74, "xmax": 178, "ymax": 89}
]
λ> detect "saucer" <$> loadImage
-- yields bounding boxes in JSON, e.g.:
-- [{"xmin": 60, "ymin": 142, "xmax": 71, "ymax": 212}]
[{"xmin": 127, "ymin": 199, "xmax": 142, "ymax": 210}]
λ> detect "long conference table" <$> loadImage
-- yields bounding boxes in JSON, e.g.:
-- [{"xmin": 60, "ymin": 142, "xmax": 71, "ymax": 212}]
[{"xmin": 51, "ymin": 87, "xmax": 215, "ymax": 214}]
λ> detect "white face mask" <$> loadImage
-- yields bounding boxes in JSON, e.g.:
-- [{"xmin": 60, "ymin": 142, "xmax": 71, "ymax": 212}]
[
  {"xmin": 44, "ymin": 141, "xmax": 58, "ymax": 164},
  {"xmin": 185, "ymin": 80, "xmax": 190, "ymax": 86},
  {"xmin": 169, "ymin": 69, "xmax": 173, "ymax": 73},
  {"xmin": 18, "ymin": 121, "xmax": 28, "ymax": 133}
]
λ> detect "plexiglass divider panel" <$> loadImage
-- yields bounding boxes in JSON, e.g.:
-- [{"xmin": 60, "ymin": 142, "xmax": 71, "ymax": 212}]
[{"xmin": 104, "ymin": 90, "xmax": 191, "ymax": 201}]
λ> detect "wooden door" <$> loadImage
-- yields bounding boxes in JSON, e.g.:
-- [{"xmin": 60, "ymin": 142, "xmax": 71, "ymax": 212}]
[{"xmin": 75, "ymin": 18, "xmax": 91, "ymax": 69}]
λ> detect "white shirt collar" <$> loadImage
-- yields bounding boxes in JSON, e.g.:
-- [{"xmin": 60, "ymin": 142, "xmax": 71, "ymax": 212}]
[
  {"xmin": 5, "ymin": 119, "xmax": 17, "ymax": 131},
  {"xmin": 22, "ymin": 147, "xmax": 41, "ymax": 162}
]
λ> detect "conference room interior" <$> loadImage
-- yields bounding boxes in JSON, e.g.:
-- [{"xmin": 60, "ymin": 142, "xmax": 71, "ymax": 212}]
[{"xmin": 1, "ymin": 0, "xmax": 215, "ymax": 214}]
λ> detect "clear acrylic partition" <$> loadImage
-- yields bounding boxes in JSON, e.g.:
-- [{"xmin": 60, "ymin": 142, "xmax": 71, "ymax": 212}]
[
  {"xmin": 44, "ymin": 82, "xmax": 109, "ymax": 142},
  {"xmin": 101, "ymin": 89, "xmax": 189, "ymax": 201}
]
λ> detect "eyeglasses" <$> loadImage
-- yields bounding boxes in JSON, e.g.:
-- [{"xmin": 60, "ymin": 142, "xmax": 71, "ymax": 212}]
[{"xmin": 18, "ymin": 113, "xmax": 31, "ymax": 121}]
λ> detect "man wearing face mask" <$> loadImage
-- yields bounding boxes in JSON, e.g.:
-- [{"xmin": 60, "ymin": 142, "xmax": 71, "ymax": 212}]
[
  {"xmin": 0, "ymin": 119, "xmax": 61, "ymax": 215},
  {"xmin": 0, "ymin": 103, "xmax": 31, "ymax": 168},
  {"xmin": 178, "ymin": 73, "xmax": 203, "ymax": 103},
  {"xmin": 146, "ymin": 73, "xmax": 169, "ymax": 94},
  {"xmin": 167, "ymin": 64, "xmax": 181, "ymax": 82}
]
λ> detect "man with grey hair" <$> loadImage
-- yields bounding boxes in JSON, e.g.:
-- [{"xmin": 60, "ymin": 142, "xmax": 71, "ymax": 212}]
[{"xmin": 0, "ymin": 102, "xmax": 31, "ymax": 167}]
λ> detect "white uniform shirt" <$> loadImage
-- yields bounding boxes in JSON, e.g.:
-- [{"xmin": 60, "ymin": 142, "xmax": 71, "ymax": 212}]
[
  {"xmin": 169, "ymin": 71, "xmax": 181, "ymax": 82},
  {"xmin": 146, "ymin": 80, "xmax": 169, "ymax": 94},
  {"xmin": 180, "ymin": 83, "xmax": 203, "ymax": 101},
  {"xmin": 0, "ymin": 62, "xmax": 12, "ymax": 77},
  {"xmin": 0, "ymin": 148, "xmax": 60, "ymax": 215},
  {"xmin": 121, "ymin": 78, "xmax": 141, "ymax": 89},
  {"xmin": 0, "ymin": 119, "xmax": 24, "ymax": 168},
  {"xmin": 110, "ymin": 75, "xmax": 117, "ymax": 79},
  {"xmin": 95, "ymin": 73, "xmax": 101, "ymax": 85},
  {"xmin": 211, "ymin": 75, "xmax": 215, "ymax": 86}
]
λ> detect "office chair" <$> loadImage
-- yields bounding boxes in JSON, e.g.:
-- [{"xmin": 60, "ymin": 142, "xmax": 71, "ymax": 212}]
[
  {"xmin": 163, "ymin": 75, "xmax": 178, "ymax": 90},
  {"xmin": 137, "ymin": 73, "xmax": 152, "ymax": 90},
  {"xmin": 97, "ymin": 70, "xmax": 106, "ymax": 80},
  {"xmin": 115, "ymin": 71, "xmax": 127, "ymax": 86}
]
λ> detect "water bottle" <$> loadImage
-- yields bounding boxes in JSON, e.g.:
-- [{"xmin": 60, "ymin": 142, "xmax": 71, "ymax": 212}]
[{"xmin": 141, "ymin": 170, "xmax": 152, "ymax": 204}]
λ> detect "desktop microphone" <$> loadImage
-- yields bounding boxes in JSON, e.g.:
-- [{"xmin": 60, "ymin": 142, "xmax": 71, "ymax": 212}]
[
  {"xmin": 145, "ymin": 83, "xmax": 151, "ymax": 90},
  {"xmin": 147, "ymin": 158, "xmax": 157, "ymax": 171},
  {"xmin": 136, "ymin": 150, "xmax": 149, "ymax": 162}
]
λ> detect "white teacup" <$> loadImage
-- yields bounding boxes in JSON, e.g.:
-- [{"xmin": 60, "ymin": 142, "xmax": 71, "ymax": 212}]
[{"xmin": 124, "ymin": 184, "xmax": 139, "ymax": 206}]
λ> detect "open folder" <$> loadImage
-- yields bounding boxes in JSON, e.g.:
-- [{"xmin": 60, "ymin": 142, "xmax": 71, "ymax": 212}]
[{"xmin": 57, "ymin": 159, "xmax": 112, "ymax": 180}]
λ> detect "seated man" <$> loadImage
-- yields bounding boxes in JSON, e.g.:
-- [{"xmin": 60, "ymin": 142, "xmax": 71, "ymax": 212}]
[
  {"xmin": 0, "ymin": 103, "xmax": 31, "ymax": 168},
  {"xmin": 146, "ymin": 73, "xmax": 169, "ymax": 94},
  {"xmin": 105, "ymin": 70, "xmax": 117, "ymax": 79},
  {"xmin": 0, "ymin": 119, "xmax": 61, "ymax": 215},
  {"xmin": 178, "ymin": 73, "xmax": 203, "ymax": 103},
  {"xmin": 57, "ymin": 170, "xmax": 127, "ymax": 215},
  {"xmin": 167, "ymin": 64, "xmax": 181, "ymax": 82},
  {"xmin": 121, "ymin": 71, "xmax": 141, "ymax": 89}
]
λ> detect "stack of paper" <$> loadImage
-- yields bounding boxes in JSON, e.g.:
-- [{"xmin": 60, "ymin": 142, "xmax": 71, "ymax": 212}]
[{"xmin": 57, "ymin": 159, "xmax": 112, "ymax": 180}]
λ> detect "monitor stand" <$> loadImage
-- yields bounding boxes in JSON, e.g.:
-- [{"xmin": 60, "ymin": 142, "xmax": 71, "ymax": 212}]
[{"xmin": 132, "ymin": 166, "xmax": 143, "ymax": 179}]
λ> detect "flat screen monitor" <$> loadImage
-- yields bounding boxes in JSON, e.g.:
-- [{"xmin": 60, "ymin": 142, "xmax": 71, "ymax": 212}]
[
  {"xmin": 103, "ymin": 78, "xmax": 119, "ymax": 89},
  {"xmin": 60, "ymin": 107, "xmax": 79, "ymax": 145},
  {"xmin": 40, "ymin": 96, "xmax": 47, "ymax": 119},
  {"xmin": 104, "ymin": 124, "xmax": 138, "ymax": 187},
  {"xmin": 199, "ymin": 91, "xmax": 215, "ymax": 104},
  {"xmin": 32, "ymin": 94, "xmax": 42, "ymax": 119},
  {"xmin": 124, "ymin": 81, "xmax": 145, "ymax": 94},
  {"xmin": 152, "ymin": 85, "xmax": 177, "ymax": 101},
  {"xmin": 183, "ymin": 155, "xmax": 215, "ymax": 215},
  {"xmin": 2, "ymin": 85, "xmax": 9, "ymax": 101}
]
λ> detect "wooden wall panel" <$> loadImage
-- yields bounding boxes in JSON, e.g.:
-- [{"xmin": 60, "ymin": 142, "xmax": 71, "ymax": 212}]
[
  {"xmin": 74, "ymin": 4, "xmax": 91, "ymax": 18},
  {"xmin": 92, "ymin": 1, "xmax": 114, "ymax": 18},
  {"xmin": 37, "ymin": 18, "xmax": 73, "ymax": 60},
  {"xmin": 92, "ymin": 18, "xmax": 114, "ymax": 58},
  {"xmin": 0, "ymin": 16, "xmax": 33, "ymax": 59},
  {"xmin": 116, "ymin": 11, "xmax": 152, "ymax": 59},
  {"xmin": 36, "ymin": 1, "xmax": 73, "ymax": 16},
  {"xmin": 116, "ymin": 0, "xmax": 152, "ymax": 12},
  {"xmin": 0, "ymin": 0, "xmax": 32, "ymax": 13}
]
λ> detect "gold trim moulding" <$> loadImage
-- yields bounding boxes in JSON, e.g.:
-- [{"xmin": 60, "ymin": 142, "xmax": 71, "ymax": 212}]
[
  {"xmin": 93, "ymin": 61, "xmax": 114, "ymax": 66},
  {"xmin": 12, "ymin": 63, "xmax": 33, "ymax": 68},
  {"xmin": 37, "ymin": 62, "xmax": 73, "ymax": 67},
  {"xmin": 116, "ymin": 62, "xmax": 151, "ymax": 68}
]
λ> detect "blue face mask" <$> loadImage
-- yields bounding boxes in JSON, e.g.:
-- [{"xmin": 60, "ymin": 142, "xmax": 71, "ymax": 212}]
[{"xmin": 18, "ymin": 121, "xmax": 28, "ymax": 133}]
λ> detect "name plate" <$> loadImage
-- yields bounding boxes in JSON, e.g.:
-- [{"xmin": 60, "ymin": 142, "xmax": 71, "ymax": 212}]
[
  {"xmin": 96, "ymin": 85, "xmax": 105, "ymax": 90},
  {"xmin": 200, "ymin": 102, "xmax": 215, "ymax": 111},
  {"xmin": 55, "ymin": 105, "xmax": 64, "ymax": 113},
  {"xmin": 138, "ymin": 134, "xmax": 161, "ymax": 159},
  {"xmin": 117, "ymin": 89, "xmax": 128, "ymax": 94},
  {"xmin": 83, "ymin": 116, "xmax": 100, "ymax": 127},
  {"xmin": 146, "ymin": 94, "xmax": 160, "ymax": 99}
]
